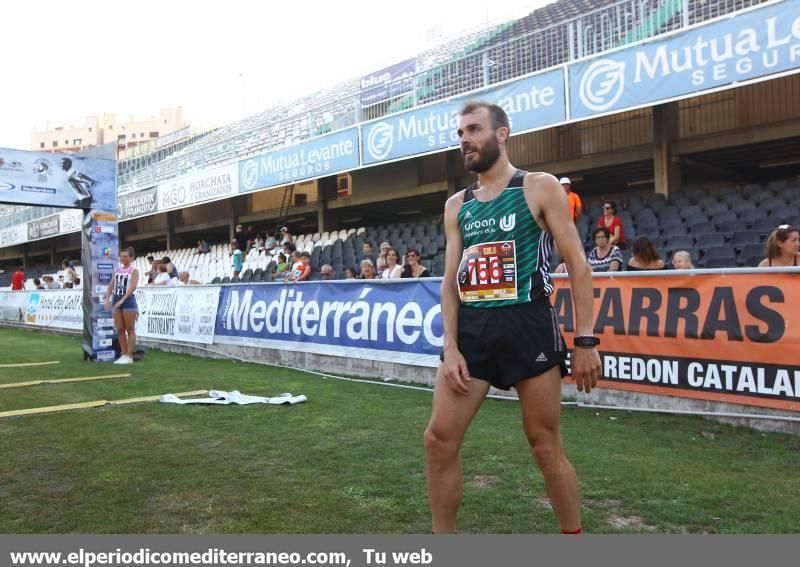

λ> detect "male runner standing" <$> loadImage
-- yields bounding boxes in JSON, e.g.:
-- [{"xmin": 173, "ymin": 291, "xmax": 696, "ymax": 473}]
[{"xmin": 424, "ymin": 102, "xmax": 601, "ymax": 534}]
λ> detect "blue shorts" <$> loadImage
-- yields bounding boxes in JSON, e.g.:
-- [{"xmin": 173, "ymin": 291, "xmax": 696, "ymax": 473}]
[{"xmin": 115, "ymin": 296, "xmax": 138, "ymax": 311}]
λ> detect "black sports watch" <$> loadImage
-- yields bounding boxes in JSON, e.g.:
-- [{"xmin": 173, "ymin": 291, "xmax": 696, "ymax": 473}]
[{"xmin": 574, "ymin": 336, "xmax": 600, "ymax": 348}]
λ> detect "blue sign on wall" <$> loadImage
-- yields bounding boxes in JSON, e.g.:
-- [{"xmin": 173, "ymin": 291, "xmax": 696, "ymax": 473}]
[
  {"xmin": 215, "ymin": 281, "xmax": 443, "ymax": 365},
  {"xmin": 238, "ymin": 128, "xmax": 360, "ymax": 193},
  {"xmin": 569, "ymin": 0, "xmax": 800, "ymax": 119},
  {"xmin": 360, "ymin": 68, "xmax": 566, "ymax": 165}
]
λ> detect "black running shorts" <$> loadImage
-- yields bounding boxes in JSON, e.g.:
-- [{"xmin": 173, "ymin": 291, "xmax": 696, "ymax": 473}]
[{"xmin": 441, "ymin": 297, "xmax": 567, "ymax": 390}]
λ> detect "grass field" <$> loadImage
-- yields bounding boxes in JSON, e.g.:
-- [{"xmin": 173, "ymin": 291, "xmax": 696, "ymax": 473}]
[{"xmin": 0, "ymin": 327, "xmax": 798, "ymax": 534}]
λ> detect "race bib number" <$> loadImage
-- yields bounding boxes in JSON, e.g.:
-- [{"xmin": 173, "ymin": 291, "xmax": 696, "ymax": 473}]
[{"xmin": 457, "ymin": 240, "xmax": 518, "ymax": 303}]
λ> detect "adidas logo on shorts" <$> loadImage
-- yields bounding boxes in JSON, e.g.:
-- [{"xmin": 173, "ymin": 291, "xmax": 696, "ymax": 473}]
[{"xmin": 536, "ymin": 353, "xmax": 548, "ymax": 362}]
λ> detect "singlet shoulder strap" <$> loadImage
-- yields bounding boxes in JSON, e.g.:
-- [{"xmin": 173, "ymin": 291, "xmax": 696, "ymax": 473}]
[
  {"xmin": 506, "ymin": 169, "xmax": 528, "ymax": 188},
  {"xmin": 462, "ymin": 183, "xmax": 477, "ymax": 204}
]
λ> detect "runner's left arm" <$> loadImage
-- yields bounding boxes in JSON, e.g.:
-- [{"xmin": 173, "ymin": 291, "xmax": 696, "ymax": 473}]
[{"xmin": 526, "ymin": 173, "xmax": 600, "ymax": 393}]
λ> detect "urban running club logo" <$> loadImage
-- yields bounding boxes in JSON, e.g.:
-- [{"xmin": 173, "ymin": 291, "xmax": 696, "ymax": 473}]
[
  {"xmin": 367, "ymin": 122, "xmax": 394, "ymax": 161},
  {"xmin": 499, "ymin": 213, "xmax": 516, "ymax": 232},
  {"xmin": 579, "ymin": 59, "xmax": 626, "ymax": 112},
  {"xmin": 241, "ymin": 159, "xmax": 259, "ymax": 191}
]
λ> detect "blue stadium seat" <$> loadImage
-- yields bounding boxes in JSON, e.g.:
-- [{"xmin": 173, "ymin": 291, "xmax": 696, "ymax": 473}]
[
  {"xmin": 711, "ymin": 210, "xmax": 738, "ymax": 225},
  {"xmin": 704, "ymin": 257, "xmax": 737, "ymax": 269},
  {"xmin": 740, "ymin": 208, "xmax": 767, "ymax": 224},
  {"xmin": 729, "ymin": 231, "xmax": 761, "ymax": 249},
  {"xmin": 696, "ymin": 233, "xmax": 726, "ymax": 249}
]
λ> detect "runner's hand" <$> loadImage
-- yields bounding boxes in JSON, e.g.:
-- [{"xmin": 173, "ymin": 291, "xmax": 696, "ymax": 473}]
[
  {"xmin": 572, "ymin": 347, "xmax": 601, "ymax": 393},
  {"xmin": 104, "ymin": 298, "xmax": 111, "ymax": 311},
  {"xmin": 441, "ymin": 348, "xmax": 471, "ymax": 395}
]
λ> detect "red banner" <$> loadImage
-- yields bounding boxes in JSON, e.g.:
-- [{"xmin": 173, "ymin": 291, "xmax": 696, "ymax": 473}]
[{"xmin": 553, "ymin": 273, "xmax": 800, "ymax": 411}]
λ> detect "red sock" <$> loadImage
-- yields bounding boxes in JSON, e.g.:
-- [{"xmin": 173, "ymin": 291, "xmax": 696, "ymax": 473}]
[{"xmin": 561, "ymin": 527, "xmax": 582, "ymax": 534}]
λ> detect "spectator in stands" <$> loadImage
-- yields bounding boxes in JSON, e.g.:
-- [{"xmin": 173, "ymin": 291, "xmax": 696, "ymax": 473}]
[
  {"xmin": 588, "ymin": 227, "xmax": 623, "ymax": 272},
  {"xmin": 759, "ymin": 224, "xmax": 800, "ymax": 268},
  {"xmin": 61, "ymin": 259, "xmax": 77, "ymax": 288},
  {"xmin": 597, "ymin": 201, "xmax": 625, "ymax": 248},
  {"xmin": 33, "ymin": 277, "xmax": 45, "ymax": 290},
  {"xmin": 265, "ymin": 230, "xmax": 278, "ymax": 252},
  {"xmin": 282, "ymin": 242, "xmax": 296, "ymax": 256},
  {"xmin": 288, "ymin": 251, "xmax": 311, "ymax": 283},
  {"xmin": 196, "ymin": 239, "xmax": 210, "ymax": 254},
  {"xmin": 376, "ymin": 242, "xmax": 391, "ymax": 276},
  {"xmin": 402, "ymin": 248, "xmax": 431, "ymax": 278},
  {"xmin": 671, "ymin": 250, "xmax": 695, "ymax": 270},
  {"xmin": 10, "ymin": 266, "xmax": 24, "ymax": 291},
  {"xmin": 42, "ymin": 275, "xmax": 61, "ymax": 289},
  {"xmin": 320, "ymin": 264, "xmax": 335, "ymax": 280},
  {"xmin": 381, "ymin": 248, "xmax": 403, "ymax": 279},
  {"xmin": 344, "ymin": 267, "xmax": 356, "ymax": 280},
  {"xmin": 627, "ymin": 236, "xmax": 665, "ymax": 271},
  {"xmin": 145, "ymin": 255, "xmax": 157, "ymax": 283},
  {"xmin": 234, "ymin": 224, "xmax": 249, "ymax": 253},
  {"xmin": 279, "ymin": 226, "xmax": 293, "ymax": 246},
  {"xmin": 362, "ymin": 241, "xmax": 376, "ymax": 265},
  {"xmin": 560, "ymin": 177, "xmax": 582, "ymax": 222},
  {"xmin": 230, "ymin": 240, "xmax": 243, "ymax": 278},
  {"xmin": 246, "ymin": 225, "xmax": 256, "ymax": 246},
  {"xmin": 358, "ymin": 258, "xmax": 377, "ymax": 280},
  {"xmin": 153, "ymin": 264, "xmax": 171, "ymax": 285},
  {"xmin": 161, "ymin": 256, "xmax": 179, "ymax": 280},
  {"xmin": 255, "ymin": 233, "xmax": 266, "ymax": 252},
  {"xmin": 274, "ymin": 253, "xmax": 289, "ymax": 276},
  {"xmin": 173, "ymin": 271, "xmax": 201, "ymax": 285}
]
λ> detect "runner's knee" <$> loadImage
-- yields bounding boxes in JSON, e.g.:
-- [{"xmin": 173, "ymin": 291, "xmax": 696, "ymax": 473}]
[{"xmin": 424, "ymin": 424, "xmax": 459, "ymax": 460}]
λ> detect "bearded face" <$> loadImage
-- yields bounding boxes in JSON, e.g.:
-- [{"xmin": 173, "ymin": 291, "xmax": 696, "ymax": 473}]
[{"xmin": 462, "ymin": 133, "xmax": 501, "ymax": 173}]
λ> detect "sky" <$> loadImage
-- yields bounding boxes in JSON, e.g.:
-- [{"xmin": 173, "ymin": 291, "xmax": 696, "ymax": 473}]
[{"xmin": 0, "ymin": 0, "xmax": 554, "ymax": 150}]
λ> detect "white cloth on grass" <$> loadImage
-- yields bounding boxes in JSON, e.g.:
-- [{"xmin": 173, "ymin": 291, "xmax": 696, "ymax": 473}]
[{"xmin": 160, "ymin": 390, "xmax": 307, "ymax": 405}]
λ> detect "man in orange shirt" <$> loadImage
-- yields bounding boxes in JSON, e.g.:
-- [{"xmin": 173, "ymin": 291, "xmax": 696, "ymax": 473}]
[{"xmin": 560, "ymin": 177, "xmax": 582, "ymax": 222}]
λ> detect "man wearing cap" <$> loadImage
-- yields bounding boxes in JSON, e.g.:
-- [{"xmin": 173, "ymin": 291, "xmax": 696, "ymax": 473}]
[
  {"xmin": 560, "ymin": 177, "xmax": 582, "ymax": 222},
  {"xmin": 279, "ymin": 226, "xmax": 293, "ymax": 246}
]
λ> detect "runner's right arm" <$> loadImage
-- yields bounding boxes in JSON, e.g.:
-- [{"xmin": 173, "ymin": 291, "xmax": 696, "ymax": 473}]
[{"xmin": 440, "ymin": 192, "xmax": 471, "ymax": 395}]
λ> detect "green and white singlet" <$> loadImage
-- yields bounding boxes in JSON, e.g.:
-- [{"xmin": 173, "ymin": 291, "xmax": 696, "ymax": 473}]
[{"xmin": 456, "ymin": 169, "xmax": 554, "ymax": 308}]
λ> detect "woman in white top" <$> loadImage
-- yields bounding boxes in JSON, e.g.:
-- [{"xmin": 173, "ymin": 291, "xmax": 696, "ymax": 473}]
[
  {"xmin": 153, "ymin": 264, "xmax": 171, "ymax": 285},
  {"xmin": 380, "ymin": 248, "xmax": 403, "ymax": 279},
  {"xmin": 61, "ymin": 260, "xmax": 77, "ymax": 288}
]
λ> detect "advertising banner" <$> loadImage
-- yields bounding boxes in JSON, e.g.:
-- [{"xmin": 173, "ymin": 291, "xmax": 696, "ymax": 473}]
[
  {"xmin": 214, "ymin": 280, "xmax": 443, "ymax": 366},
  {"xmin": 238, "ymin": 128, "xmax": 360, "ymax": 193},
  {"xmin": 569, "ymin": 0, "xmax": 800, "ymax": 119},
  {"xmin": 27, "ymin": 214, "xmax": 60, "ymax": 241},
  {"xmin": 118, "ymin": 186, "xmax": 158, "ymax": 220},
  {"xmin": 0, "ymin": 291, "xmax": 29, "ymax": 323},
  {"xmin": 135, "ymin": 286, "xmax": 221, "ymax": 345},
  {"xmin": 157, "ymin": 163, "xmax": 238, "ymax": 213},
  {"xmin": 83, "ymin": 211, "xmax": 120, "ymax": 361},
  {"xmin": 0, "ymin": 148, "xmax": 117, "ymax": 211},
  {"xmin": 58, "ymin": 208, "xmax": 83, "ymax": 234},
  {"xmin": 24, "ymin": 289, "xmax": 83, "ymax": 330},
  {"xmin": 360, "ymin": 58, "xmax": 417, "ymax": 106},
  {"xmin": 553, "ymin": 272, "xmax": 800, "ymax": 411},
  {"xmin": 360, "ymin": 68, "xmax": 566, "ymax": 165},
  {"xmin": 0, "ymin": 224, "xmax": 27, "ymax": 248}
]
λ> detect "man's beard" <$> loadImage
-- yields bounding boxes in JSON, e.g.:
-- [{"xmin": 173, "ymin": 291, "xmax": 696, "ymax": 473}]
[{"xmin": 463, "ymin": 136, "xmax": 501, "ymax": 173}]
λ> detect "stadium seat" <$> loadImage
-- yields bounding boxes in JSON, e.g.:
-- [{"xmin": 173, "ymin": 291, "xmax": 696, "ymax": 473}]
[
  {"xmin": 729, "ymin": 231, "xmax": 761, "ymax": 249},
  {"xmin": 696, "ymin": 233, "xmax": 726, "ymax": 249},
  {"xmin": 703, "ymin": 246, "xmax": 737, "ymax": 261},
  {"xmin": 704, "ymin": 257, "xmax": 736, "ymax": 269},
  {"xmin": 665, "ymin": 235, "xmax": 694, "ymax": 251},
  {"xmin": 740, "ymin": 208, "xmax": 767, "ymax": 224}
]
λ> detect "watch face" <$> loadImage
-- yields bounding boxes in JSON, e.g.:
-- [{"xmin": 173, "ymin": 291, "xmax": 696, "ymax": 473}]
[{"xmin": 575, "ymin": 337, "xmax": 599, "ymax": 347}]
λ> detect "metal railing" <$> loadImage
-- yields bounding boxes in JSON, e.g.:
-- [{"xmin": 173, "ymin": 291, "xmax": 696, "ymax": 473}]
[
  {"xmin": 115, "ymin": 0, "xmax": 768, "ymax": 188},
  {"xmin": 5, "ymin": 0, "xmax": 774, "ymax": 230}
]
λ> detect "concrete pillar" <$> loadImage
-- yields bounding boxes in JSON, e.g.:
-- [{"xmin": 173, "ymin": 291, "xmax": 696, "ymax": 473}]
[{"xmin": 653, "ymin": 102, "xmax": 681, "ymax": 198}]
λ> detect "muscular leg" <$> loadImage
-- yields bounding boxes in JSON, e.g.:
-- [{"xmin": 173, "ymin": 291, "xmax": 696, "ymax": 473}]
[
  {"xmin": 424, "ymin": 368, "xmax": 490, "ymax": 533},
  {"xmin": 515, "ymin": 366, "xmax": 581, "ymax": 532},
  {"xmin": 122, "ymin": 310, "xmax": 137, "ymax": 356},
  {"xmin": 113, "ymin": 309, "xmax": 128, "ymax": 355}
]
